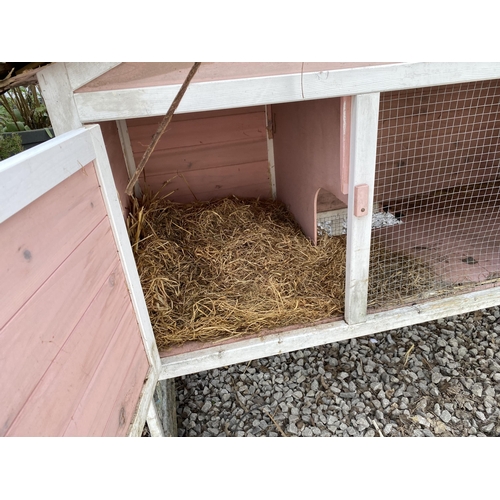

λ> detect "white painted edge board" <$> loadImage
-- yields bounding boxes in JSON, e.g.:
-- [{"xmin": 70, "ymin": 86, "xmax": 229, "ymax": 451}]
[
  {"xmin": 146, "ymin": 399, "xmax": 165, "ymax": 437},
  {"xmin": 87, "ymin": 124, "xmax": 161, "ymax": 375},
  {"xmin": 73, "ymin": 62, "xmax": 500, "ymax": 122},
  {"xmin": 0, "ymin": 128, "xmax": 95, "ymax": 224},
  {"xmin": 159, "ymin": 285, "xmax": 500, "ymax": 380},
  {"xmin": 128, "ymin": 368, "xmax": 158, "ymax": 437}
]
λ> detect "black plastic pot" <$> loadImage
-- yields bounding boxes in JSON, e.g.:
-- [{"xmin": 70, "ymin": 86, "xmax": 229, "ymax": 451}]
[{"xmin": 2, "ymin": 128, "xmax": 55, "ymax": 150}]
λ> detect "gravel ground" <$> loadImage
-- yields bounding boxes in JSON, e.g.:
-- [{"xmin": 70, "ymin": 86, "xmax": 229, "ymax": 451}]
[{"xmin": 169, "ymin": 306, "xmax": 500, "ymax": 437}]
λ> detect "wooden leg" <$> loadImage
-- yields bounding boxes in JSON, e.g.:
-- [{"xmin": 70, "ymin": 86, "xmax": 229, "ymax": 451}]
[
  {"xmin": 146, "ymin": 400, "xmax": 164, "ymax": 437},
  {"xmin": 153, "ymin": 379, "xmax": 178, "ymax": 437}
]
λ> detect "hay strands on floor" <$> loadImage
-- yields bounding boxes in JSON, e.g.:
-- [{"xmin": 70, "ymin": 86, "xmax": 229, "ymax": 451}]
[{"xmin": 128, "ymin": 192, "xmax": 441, "ymax": 350}]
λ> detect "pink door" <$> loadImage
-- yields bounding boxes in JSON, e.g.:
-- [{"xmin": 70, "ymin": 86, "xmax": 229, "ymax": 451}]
[{"xmin": 0, "ymin": 126, "xmax": 160, "ymax": 436}]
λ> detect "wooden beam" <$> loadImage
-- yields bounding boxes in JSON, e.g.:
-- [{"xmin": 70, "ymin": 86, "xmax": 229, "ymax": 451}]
[
  {"xmin": 344, "ymin": 93, "xmax": 380, "ymax": 324},
  {"xmin": 159, "ymin": 285, "xmax": 500, "ymax": 380},
  {"xmin": 116, "ymin": 120, "xmax": 142, "ymax": 198},
  {"xmin": 73, "ymin": 63, "xmax": 500, "ymax": 122}
]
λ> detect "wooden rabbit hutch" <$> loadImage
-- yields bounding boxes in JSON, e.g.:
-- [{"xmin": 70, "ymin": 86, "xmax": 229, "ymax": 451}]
[{"xmin": 5, "ymin": 62, "xmax": 500, "ymax": 435}]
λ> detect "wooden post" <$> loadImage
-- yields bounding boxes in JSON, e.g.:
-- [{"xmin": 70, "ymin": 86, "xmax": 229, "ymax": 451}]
[
  {"xmin": 344, "ymin": 93, "xmax": 380, "ymax": 324},
  {"xmin": 154, "ymin": 379, "xmax": 178, "ymax": 437}
]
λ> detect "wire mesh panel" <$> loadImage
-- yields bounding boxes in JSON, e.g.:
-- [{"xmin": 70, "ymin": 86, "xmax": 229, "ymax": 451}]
[{"xmin": 369, "ymin": 79, "xmax": 500, "ymax": 311}]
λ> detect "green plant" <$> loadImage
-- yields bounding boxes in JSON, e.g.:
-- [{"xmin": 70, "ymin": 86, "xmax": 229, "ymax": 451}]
[
  {"xmin": 0, "ymin": 84, "xmax": 51, "ymax": 132},
  {"xmin": 0, "ymin": 133, "xmax": 23, "ymax": 160}
]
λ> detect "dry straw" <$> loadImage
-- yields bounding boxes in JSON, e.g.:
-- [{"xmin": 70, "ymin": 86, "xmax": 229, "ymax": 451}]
[{"xmin": 128, "ymin": 193, "xmax": 438, "ymax": 350}]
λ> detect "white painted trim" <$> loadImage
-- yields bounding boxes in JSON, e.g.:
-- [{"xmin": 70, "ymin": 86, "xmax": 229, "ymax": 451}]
[
  {"xmin": 73, "ymin": 62, "xmax": 500, "ymax": 122},
  {"xmin": 159, "ymin": 285, "xmax": 500, "ymax": 379},
  {"xmin": 344, "ymin": 93, "xmax": 380, "ymax": 324},
  {"xmin": 146, "ymin": 397, "xmax": 165, "ymax": 437},
  {"xmin": 65, "ymin": 62, "xmax": 121, "ymax": 91},
  {"xmin": 87, "ymin": 124, "xmax": 161, "ymax": 374},
  {"xmin": 128, "ymin": 369, "xmax": 158, "ymax": 437},
  {"xmin": 0, "ymin": 128, "xmax": 95, "ymax": 224},
  {"xmin": 37, "ymin": 63, "xmax": 83, "ymax": 135},
  {"xmin": 265, "ymin": 105, "xmax": 276, "ymax": 199},
  {"xmin": 116, "ymin": 120, "xmax": 142, "ymax": 198}
]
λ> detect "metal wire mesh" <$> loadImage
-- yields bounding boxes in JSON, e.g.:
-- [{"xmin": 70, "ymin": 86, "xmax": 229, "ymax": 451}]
[{"xmin": 369, "ymin": 79, "xmax": 500, "ymax": 310}]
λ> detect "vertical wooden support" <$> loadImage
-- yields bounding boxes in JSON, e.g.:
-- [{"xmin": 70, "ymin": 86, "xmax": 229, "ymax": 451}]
[
  {"xmin": 37, "ymin": 63, "xmax": 83, "ymax": 136},
  {"xmin": 86, "ymin": 125, "xmax": 161, "ymax": 435},
  {"xmin": 146, "ymin": 400, "xmax": 165, "ymax": 437},
  {"xmin": 153, "ymin": 380, "xmax": 178, "ymax": 437},
  {"xmin": 265, "ymin": 105, "xmax": 277, "ymax": 199},
  {"xmin": 116, "ymin": 120, "xmax": 142, "ymax": 198},
  {"xmin": 344, "ymin": 93, "xmax": 380, "ymax": 324}
]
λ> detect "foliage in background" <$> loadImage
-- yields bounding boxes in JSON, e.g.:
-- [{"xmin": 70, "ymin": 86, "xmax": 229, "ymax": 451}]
[
  {"xmin": 0, "ymin": 84, "xmax": 51, "ymax": 132},
  {"xmin": 0, "ymin": 133, "xmax": 23, "ymax": 160}
]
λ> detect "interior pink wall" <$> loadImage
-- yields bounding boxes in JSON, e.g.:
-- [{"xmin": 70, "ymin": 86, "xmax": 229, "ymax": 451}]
[{"xmin": 126, "ymin": 106, "xmax": 271, "ymax": 203}]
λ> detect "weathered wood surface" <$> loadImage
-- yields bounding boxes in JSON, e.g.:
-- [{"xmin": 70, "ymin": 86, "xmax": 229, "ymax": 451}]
[
  {"xmin": 0, "ymin": 127, "xmax": 157, "ymax": 436},
  {"xmin": 344, "ymin": 93, "xmax": 380, "ymax": 324},
  {"xmin": 72, "ymin": 63, "xmax": 500, "ymax": 122},
  {"xmin": 159, "ymin": 285, "xmax": 500, "ymax": 380}
]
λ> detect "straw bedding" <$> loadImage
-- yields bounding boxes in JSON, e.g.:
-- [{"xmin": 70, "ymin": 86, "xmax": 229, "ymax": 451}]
[{"xmin": 128, "ymin": 194, "xmax": 438, "ymax": 350}]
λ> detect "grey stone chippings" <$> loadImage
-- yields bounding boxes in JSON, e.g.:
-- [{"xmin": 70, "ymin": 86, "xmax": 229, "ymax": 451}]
[{"xmin": 172, "ymin": 307, "xmax": 500, "ymax": 437}]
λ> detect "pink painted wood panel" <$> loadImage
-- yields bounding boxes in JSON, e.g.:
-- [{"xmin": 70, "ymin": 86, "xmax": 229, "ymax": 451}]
[
  {"xmin": 102, "ymin": 338, "xmax": 150, "ymax": 436},
  {"xmin": 0, "ymin": 219, "xmax": 119, "ymax": 435},
  {"xmin": 129, "ymin": 108, "xmax": 267, "ymax": 151},
  {"xmin": 146, "ymin": 161, "xmax": 271, "ymax": 203},
  {"xmin": 0, "ymin": 163, "xmax": 106, "ymax": 330},
  {"xmin": 76, "ymin": 63, "xmax": 393, "ymax": 93},
  {"xmin": 125, "ymin": 107, "xmax": 270, "ymax": 202},
  {"xmin": 273, "ymin": 98, "xmax": 347, "ymax": 244},
  {"xmin": 63, "ymin": 306, "xmax": 143, "ymax": 436},
  {"xmin": 7, "ymin": 264, "xmax": 130, "ymax": 436}
]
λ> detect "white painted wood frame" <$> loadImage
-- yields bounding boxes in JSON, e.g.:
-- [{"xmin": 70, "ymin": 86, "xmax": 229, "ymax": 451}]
[
  {"xmin": 72, "ymin": 63, "xmax": 500, "ymax": 122},
  {"xmin": 64, "ymin": 62, "xmax": 121, "ymax": 91},
  {"xmin": 265, "ymin": 105, "xmax": 277, "ymax": 199},
  {"xmin": 344, "ymin": 93, "xmax": 380, "ymax": 324},
  {"xmin": 116, "ymin": 120, "xmax": 142, "ymax": 198},
  {"xmin": 159, "ymin": 285, "xmax": 500, "ymax": 379},
  {"xmin": 0, "ymin": 128, "xmax": 94, "ymax": 223},
  {"xmin": 37, "ymin": 63, "xmax": 83, "ymax": 135}
]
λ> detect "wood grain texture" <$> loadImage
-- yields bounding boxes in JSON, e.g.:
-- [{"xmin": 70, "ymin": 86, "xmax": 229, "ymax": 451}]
[
  {"xmin": 37, "ymin": 64, "xmax": 83, "ymax": 135},
  {"xmin": 344, "ymin": 93, "xmax": 380, "ymax": 324},
  {"xmin": 0, "ymin": 219, "xmax": 119, "ymax": 436},
  {"xmin": 7, "ymin": 265, "xmax": 130, "ymax": 436},
  {"xmin": 102, "ymin": 340, "xmax": 150, "ymax": 436},
  {"xmin": 62, "ymin": 304, "xmax": 143, "ymax": 436},
  {"xmin": 125, "ymin": 107, "xmax": 270, "ymax": 203},
  {"xmin": 0, "ymin": 163, "xmax": 106, "ymax": 330},
  {"xmin": 144, "ymin": 161, "xmax": 271, "ymax": 203}
]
